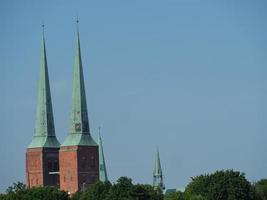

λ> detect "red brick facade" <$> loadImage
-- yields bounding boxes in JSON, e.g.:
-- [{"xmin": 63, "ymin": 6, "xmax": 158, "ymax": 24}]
[
  {"xmin": 59, "ymin": 146, "xmax": 99, "ymax": 195},
  {"xmin": 26, "ymin": 148, "xmax": 60, "ymax": 188}
]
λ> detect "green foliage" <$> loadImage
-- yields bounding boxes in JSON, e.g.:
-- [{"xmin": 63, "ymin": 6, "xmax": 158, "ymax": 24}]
[
  {"xmin": 105, "ymin": 177, "xmax": 134, "ymax": 200},
  {"xmin": 184, "ymin": 170, "xmax": 253, "ymax": 200},
  {"xmin": 189, "ymin": 195, "xmax": 206, "ymax": 200},
  {"xmin": 253, "ymin": 179, "xmax": 267, "ymax": 200},
  {"xmin": 132, "ymin": 184, "xmax": 163, "ymax": 200},
  {"xmin": 71, "ymin": 191, "xmax": 82, "ymax": 200},
  {"xmin": 6, "ymin": 182, "xmax": 26, "ymax": 194},
  {"xmin": 3, "ymin": 174, "xmax": 266, "ymax": 200},
  {"xmin": 0, "ymin": 178, "xmax": 163, "ymax": 200},
  {"xmin": 79, "ymin": 181, "xmax": 112, "ymax": 200},
  {"xmin": 164, "ymin": 191, "xmax": 185, "ymax": 200},
  {"xmin": 0, "ymin": 182, "xmax": 69, "ymax": 200},
  {"xmin": 75, "ymin": 177, "xmax": 163, "ymax": 200}
]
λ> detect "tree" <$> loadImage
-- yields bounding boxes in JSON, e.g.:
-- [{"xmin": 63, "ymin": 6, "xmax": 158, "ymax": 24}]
[
  {"xmin": 164, "ymin": 191, "xmax": 185, "ymax": 200},
  {"xmin": 254, "ymin": 179, "xmax": 267, "ymax": 200},
  {"xmin": 189, "ymin": 195, "xmax": 206, "ymax": 200},
  {"xmin": 132, "ymin": 184, "xmax": 163, "ymax": 200},
  {"xmin": 6, "ymin": 182, "xmax": 26, "ymax": 194},
  {"xmin": 0, "ymin": 182, "xmax": 69, "ymax": 200},
  {"xmin": 184, "ymin": 170, "xmax": 253, "ymax": 200},
  {"xmin": 105, "ymin": 177, "xmax": 134, "ymax": 200},
  {"xmin": 94, "ymin": 177, "xmax": 163, "ymax": 200},
  {"xmin": 79, "ymin": 181, "xmax": 112, "ymax": 200}
]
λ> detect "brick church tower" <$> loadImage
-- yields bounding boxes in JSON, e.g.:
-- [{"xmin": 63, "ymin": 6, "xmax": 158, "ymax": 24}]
[
  {"xmin": 59, "ymin": 21, "xmax": 99, "ymax": 195},
  {"xmin": 26, "ymin": 28, "xmax": 61, "ymax": 188}
]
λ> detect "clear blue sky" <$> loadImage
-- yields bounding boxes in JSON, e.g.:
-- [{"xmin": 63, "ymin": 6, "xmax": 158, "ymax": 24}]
[{"xmin": 0, "ymin": 0, "xmax": 267, "ymax": 192}]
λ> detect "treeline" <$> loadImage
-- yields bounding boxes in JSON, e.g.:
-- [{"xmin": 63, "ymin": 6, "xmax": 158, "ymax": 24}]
[
  {"xmin": 0, "ymin": 170, "xmax": 266, "ymax": 200},
  {"xmin": 165, "ymin": 170, "xmax": 267, "ymax": 200}
]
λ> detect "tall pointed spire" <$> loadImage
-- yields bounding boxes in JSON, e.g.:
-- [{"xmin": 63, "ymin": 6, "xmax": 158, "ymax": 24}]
[
  {"xmin": 28, "ymin": 25, "xmax": 60, "ymax": 148},
  {"xmin": 153, "ymin": 147, "xmax": 164, "ymax": 191},
  {"xmin": 98, "ymin": 127, "xmax": 108, "ymax": 182},
  {"xmin": 62, "ymin": 20, "xmax": 96, "ymax": 146}
]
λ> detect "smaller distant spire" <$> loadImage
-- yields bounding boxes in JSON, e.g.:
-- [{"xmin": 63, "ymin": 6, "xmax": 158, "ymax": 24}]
[
  {"xmin": 98, "ymin": 127, "xmax": 108, "ymax": 182},
  {"xmin": 153, "ymin": 147, "xmax": 164, "ymax": 191}
]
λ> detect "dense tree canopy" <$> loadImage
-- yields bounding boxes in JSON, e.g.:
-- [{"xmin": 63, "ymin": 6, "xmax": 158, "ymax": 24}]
[
  {"xmin": 0, "ymin": 182, "xmax": 69, "ymax": 200},
  {"xmin": 1, "ymin": 174, "xmax": 266, "ymax": 200},
  {"xmin": 79, "ymin": 181, "xmax": 112, "ymax": 200},
  {"xmin": 164, "ymin": 191, "xmax": 184, "ymax": 200},
  {"xmin": 184, "ymin": 170, "xmax": 253, "ymax": 200},
  {"xmin": 254, "ymin": 179, "xmax": 267, "ymax": 200}
]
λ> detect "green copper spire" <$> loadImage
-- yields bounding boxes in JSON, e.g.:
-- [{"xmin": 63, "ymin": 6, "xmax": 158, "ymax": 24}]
[
  {"xmin": 28, "ymin": 26, "xmax": 60, "ymax": 148},
  {"xmin": 98, "ymin": 127, "xmax": 108, "ymax": 182},
  {"xmin": 153, "ymin": 147, "xmax": 164, "ymax": 191},
  {"xmin": 62, "ymin": 20, "xmax": 97, "ymax": 146}
]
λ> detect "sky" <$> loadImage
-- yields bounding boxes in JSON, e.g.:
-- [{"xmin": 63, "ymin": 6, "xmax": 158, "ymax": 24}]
[{"xmin": 0, "ymin": 0, "xmax": 267, "ymax": 192}]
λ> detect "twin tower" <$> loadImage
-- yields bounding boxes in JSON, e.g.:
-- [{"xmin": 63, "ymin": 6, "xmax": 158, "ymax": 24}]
[{"xmin": 25, "ymin": 24, "xmax": 108, "ymax": 195}]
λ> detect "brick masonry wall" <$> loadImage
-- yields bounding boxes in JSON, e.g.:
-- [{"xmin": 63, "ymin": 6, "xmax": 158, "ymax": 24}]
[
  {"xmin": 26, "ymin": 148, "xmax": 43, "ymax": 187},
  {"xmin": 43, "ymin": 148, "xmax": 60, "ymax": 186},
  {"xmin": 77, "ymin": 146, "xmax": 99, "ymax": 191},
  {"xmin": 26, "ymin": 148, "xmax": 59, "ymax": 188},
  {"xmin": 59, "ymin": 146, "xmax": 99, "ymax": 195},
  {"xmin": 59, "ymin": 146, "xmax": 79, "ymax": 195}
]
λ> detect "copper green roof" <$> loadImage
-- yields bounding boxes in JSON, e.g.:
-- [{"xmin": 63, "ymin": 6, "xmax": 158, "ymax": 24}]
[
  {"xmin": 28, "ymin": 29, "xmax": 60, "ymax": 148},
  {"xmin": 98, "ymin": 130, "xmax": 108, "ymax": 182},
  {"xmin": 61, "ymin": 22, "xmax": 97, "ymax": 147},
  {"xmin": 153, "ymin": 147, "xmax": 162, "ymax": 176}
]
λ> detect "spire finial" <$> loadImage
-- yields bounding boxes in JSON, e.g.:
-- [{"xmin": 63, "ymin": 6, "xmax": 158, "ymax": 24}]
[
  {"xmin": 98, "ymin": 126, "xmax": 101, "ymax": 135},
  {"xmin": 76, "ymin": 16, "xmax": 79, "ymax": 33},
  {"xmin": 41, "ymin": 23, "xmax": 45, "ymax": 38}
]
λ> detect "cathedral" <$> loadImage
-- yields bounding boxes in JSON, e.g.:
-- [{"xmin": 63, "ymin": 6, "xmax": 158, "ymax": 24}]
[{"xmin": 25, "ymin": 22, "xmax": 164, "ymax": 195}]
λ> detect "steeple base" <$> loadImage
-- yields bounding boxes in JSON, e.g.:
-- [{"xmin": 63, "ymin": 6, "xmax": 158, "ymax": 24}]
[
  {"xmin": 59, "ymin": 145, "xmax": 99, "ymax": 195},
  {"xmin": 26, "ymin": 147, "xmax": 60, "ymax": 188}
]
